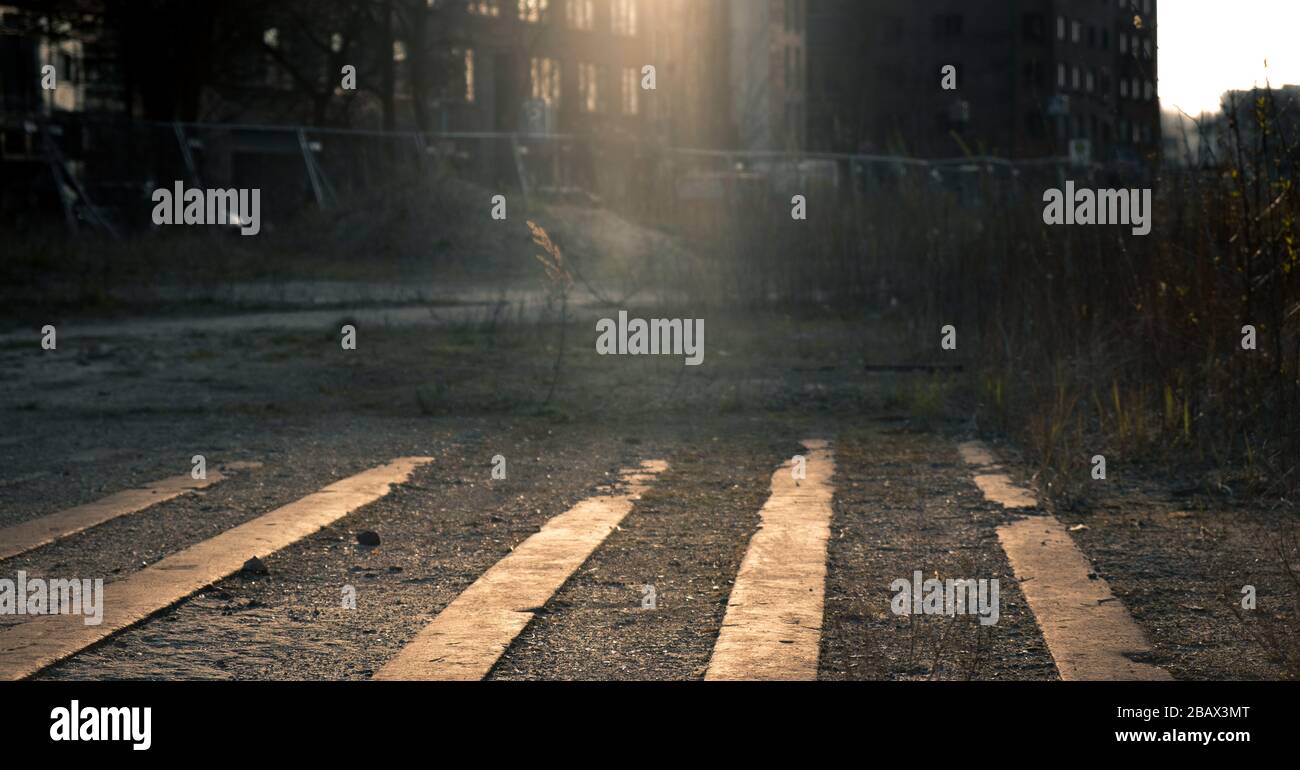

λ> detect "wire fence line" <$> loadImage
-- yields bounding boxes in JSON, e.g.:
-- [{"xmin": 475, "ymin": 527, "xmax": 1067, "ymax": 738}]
[{"xmin": 2, "ymin": 113, "xmax": 1126, "ymax": 239}]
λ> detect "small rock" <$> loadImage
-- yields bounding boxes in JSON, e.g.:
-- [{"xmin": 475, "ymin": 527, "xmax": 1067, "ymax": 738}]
[
  {"xmin": 356, "ymin": 530, "xmax": 381, "ymax": 546},
  {"xmin": 1068, "ymin": 524, "xmax": 1089, "ymax": 532},
  {"xmin": 241, "ymin": 556, "xmax": 269, "ymax": 575}
]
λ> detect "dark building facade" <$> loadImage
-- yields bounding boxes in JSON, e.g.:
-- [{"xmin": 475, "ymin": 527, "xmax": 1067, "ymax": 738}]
[
  {"xmin": 807, "ymin": 0, "xmax": 1160, "ymax": 162},
  {"xmin": 431, "ymin": 0, "xmax": 654, "ymax": 140},
  {"xmin": 440, "ymin": 0, "xmax": 806, "ymax": 151}
]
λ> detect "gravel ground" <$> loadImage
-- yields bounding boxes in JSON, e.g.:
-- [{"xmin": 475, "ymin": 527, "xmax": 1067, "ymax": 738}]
[
  {"xmin": 1057, "ymin": 475, "xmax": 1299, "ymax": 680},
  {"xmin": 489, "ymin": 421, "xmax": 791, "ymax": 680},
  {"xmin": 819, "ymin": 425, "xmax": 1057, "ymax": 680},
  {"xmin": 2, "ymin": 298, "xmax": 1295, "ymax": 680}
]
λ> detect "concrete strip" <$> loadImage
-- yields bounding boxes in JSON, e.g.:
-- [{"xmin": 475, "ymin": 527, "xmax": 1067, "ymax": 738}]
[
  {"xmin": 957, "ymin": 440, "xmax": 1037, "ymax": 509},
  {"xmin": 960, "ymin": 441, "xmax": 1170, "ymax": 680},
  {"xmin": 374, "ymin": 460, "xmax": 666, "ymax": 681},
  {"xmin": 0, "ymin": 457, "xmax": 429, "ymax": 680},
  {"xmin": 0, "ymin": 462, "xmax": 262, "ymax": 562},
  {"xmin": 998, "ymin": 516, "xmax": 1172, "ymax": 680},
  {"xmin": 705, "ymin": 439, "xmax": 834, "ymax": 681}
]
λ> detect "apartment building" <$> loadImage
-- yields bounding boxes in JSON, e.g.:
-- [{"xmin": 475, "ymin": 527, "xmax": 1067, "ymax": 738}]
[
  {"xmin": 436, "ymin": 0, "xmax": 653, "ymax": 139},
  {"xmin": 806, "ymin": 0, "xmax": 1160, "ymax": 162},
  {"xmin": 442, "ymin": 1, "xmax": 806, "ymax": 150}
]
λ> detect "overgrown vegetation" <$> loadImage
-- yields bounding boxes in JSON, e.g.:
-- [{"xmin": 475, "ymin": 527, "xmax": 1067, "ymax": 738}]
[{"xmin": 639, "ymin": 89, "xmax": 1299, "ymax": 505}]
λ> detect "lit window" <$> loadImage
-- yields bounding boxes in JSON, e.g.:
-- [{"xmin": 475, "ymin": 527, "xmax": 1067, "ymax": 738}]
[
  {"xmin": 578, "ymin": 62, "xmax": 600, "ymax": 112},
  {"xmin": 611, "ymin": 0, "xmax": 637, "ymax": 36},
  {"xmin": 530, "ymin": 56, "xmax": 561, "ymax": 107},
  {"xmin": 621, "ymin": 66, "xmax": 639, "ymax": 115},
  {"xmin": 566, "ymin": 0, "xmax": 594, "ymax": 29},
  {"xmin": 463, "ymin": 48, "xmax": 476, "ymax": 102},
  {"xmin": 467, "ymin": 0, "xmax": 500, "ymax": 16},
  {"xmin": 519, "ymin": 0, "xmax": 548, "ymax": 23}
]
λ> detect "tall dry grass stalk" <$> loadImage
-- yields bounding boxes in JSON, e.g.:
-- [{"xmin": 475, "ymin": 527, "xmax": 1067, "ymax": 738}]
[{"xmin": 528, "ymin": 220, "xmax": 574, "ymax": 406}]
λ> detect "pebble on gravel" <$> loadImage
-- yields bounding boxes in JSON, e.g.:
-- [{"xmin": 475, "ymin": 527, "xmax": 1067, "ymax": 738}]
[{"xmin": 356, "ymin": 530, "xmax": 381, "ymax": 546}]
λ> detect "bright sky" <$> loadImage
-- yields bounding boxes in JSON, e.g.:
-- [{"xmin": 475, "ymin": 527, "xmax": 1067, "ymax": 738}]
[{"xmin": 1160, "ymin": 0, "xmax": 1300, "ymax": 116}]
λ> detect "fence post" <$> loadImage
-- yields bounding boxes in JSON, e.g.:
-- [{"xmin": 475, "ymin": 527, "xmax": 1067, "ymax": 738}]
[{"xmin": 298, "ymin": 129, "xmax": 325, "ymax": 209}]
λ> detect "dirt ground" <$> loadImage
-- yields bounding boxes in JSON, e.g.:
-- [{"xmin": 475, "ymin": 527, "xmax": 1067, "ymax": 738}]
[{"xmin": 2, "ymin": 218, "xmax": 1296, "ymax": 680}]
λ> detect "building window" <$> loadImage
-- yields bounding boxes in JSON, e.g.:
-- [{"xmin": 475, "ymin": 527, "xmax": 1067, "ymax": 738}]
[
  {"xmin": 566, "ymin": 0, "xmax": 593, "ymax": 30},
  {"xmin": 1071, "ymin": 65, "xmax": 1080, "ymax": 90},
  {"xmin": 1119, "ymin": 33, "xmax": 1127, "ymax": 53},
  {"xmin": 1057, "ymin": 62, "xmax": 1066, "ymax": 88},
  {"xmin": 1070, "ymin": 20, "xmax": 1081, "ymax": 43},
  {"xmin": 1022, "ymin": 13, "xmax": 1046, "ymax": 43},
  {"xmin": 1120, "ymin": 79, "xmax": 1129, "ymax": 98},
  {"xmin": 1056, "ymin": 15, "xmax": 1065, "ymax": 40},
  {"xmin": 621, "ymin": 66, "xmax": 639, "ymax": 115},
  {"xmin": 467, "ymin": 0, "xmax": 500, "ymax": 16},
  {"xmin": 530, "ymin": 56, "xmax": 561, "ymax": 107},
  {"xmin": 1144, "ymin": 80, "xmax": 1154, "ymax": 101},
  {"xmin": 1085, "ymin": 70, "xmax": 1095, "ymax": 93},
  {"xmin": 463, "ymin": 48, "xmax": 475, "ymax": 102},
  {"xmin": 577, "ymin": 62, "xmax": 600, "ymax": 112},
  {"xmin": 1032, "ymin": 59, "xmax": 1047, "ymax": 88},
  {"xmin": 518, "ymin": 0, "xmax": 548, "ymax": 23},
  {"xmin": 611, "ymin": 0, "xmax": 637, "ymax": 36},
  {"xmin": 262, "ymin": 28, "xmax": 293, "ymax": 90}
]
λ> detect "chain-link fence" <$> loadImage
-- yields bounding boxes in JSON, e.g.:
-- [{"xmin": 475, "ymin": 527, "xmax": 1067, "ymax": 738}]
[{"xmin": 4, "ymin": 111, "xmax": 1135, "ymax": 241}]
